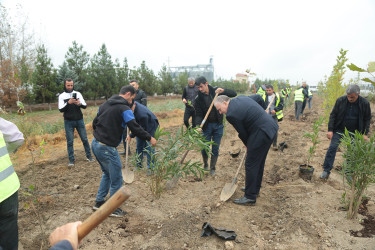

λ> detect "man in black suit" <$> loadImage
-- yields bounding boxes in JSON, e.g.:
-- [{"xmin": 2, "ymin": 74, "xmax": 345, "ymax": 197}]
[{"xmin": 214, "ymin": 95, "xmax": 278, "ymax": 205}]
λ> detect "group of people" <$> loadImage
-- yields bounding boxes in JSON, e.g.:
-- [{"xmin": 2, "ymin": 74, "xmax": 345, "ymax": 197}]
[{"xmin": 0, "ymin": 73, "xmax": 371, "ymax": 249}]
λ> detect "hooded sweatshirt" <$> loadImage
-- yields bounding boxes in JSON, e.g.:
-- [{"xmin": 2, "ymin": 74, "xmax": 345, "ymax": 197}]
[{"xmin": 92, "ymin": 95, "xmax": 151, "ymax": 147}]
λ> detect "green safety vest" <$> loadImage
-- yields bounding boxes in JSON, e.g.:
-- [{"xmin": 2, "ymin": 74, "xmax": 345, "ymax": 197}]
[
  {"xmin": 0, "ymin": 131, "xmax": 20, "ymax": 203},
  {"xmin": 294, "ymin": 88, "xmax": 304, "ymax": 102},
  {"xmin": 263, "ymin": 93, "xmax": 284, "ymax": 120},
  {"xmin": 308, "ymin": 89, "xmax": 312, "ymax": 96},
  {"xmin": 281, "ymin": 89, "xmax": 287, "ymax": 98}
]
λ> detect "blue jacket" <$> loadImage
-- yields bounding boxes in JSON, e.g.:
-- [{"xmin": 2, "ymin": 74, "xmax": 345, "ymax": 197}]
[
  {"xmin": 226, "ymin": 95, "xmax": 278, "ymax": 145},
  {"xmin": 130, "ymin": 102, "xmax": 159, "ymax": 138}
]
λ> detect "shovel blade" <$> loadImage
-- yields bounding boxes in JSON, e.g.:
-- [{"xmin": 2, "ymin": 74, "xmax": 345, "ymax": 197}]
[
  {"xmin": 220, "ymin": 183, "xmax": 238, "ymax": 202},
  {"xmin": 122, "ymin": 167, "xmax": 134, "ymax": 184}
]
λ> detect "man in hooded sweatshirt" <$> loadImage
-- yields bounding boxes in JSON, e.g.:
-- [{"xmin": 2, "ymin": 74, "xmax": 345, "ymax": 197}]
[
  {"xmin": 91, "ymin": 85, "xmax": 157, "ymax": 217},
  {"xmin": 58, "ymin": 78, "xmax": 94, "ymax": 167}
]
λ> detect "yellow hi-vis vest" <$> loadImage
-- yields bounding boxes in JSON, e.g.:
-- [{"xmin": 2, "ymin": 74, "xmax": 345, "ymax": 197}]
[
  {"xmin": 308, "ymin": 89, "xmax": 312, "ymax": 97},
  {"xmin": 263, "ymin": 93, "xmax": 284, "ymax": 120},
  {"xmin": 0, "ymin": 131, "xmax": 20, "ymax": 203},
  {"xmin": 294, "ymin": 88, "xmax": 304, "ymax": 102},
  {"xmin": 257, "ymin": 86, "xmax": 266, "ymax": 96}
]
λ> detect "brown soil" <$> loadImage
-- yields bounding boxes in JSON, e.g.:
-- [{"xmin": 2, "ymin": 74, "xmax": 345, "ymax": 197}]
[{"xmin": 12, "ymin": 96, "xmax": 375, "ymax": 249}]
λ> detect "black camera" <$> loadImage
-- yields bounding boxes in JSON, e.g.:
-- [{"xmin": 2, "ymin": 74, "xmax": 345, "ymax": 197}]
[{"xmin": 72, "ymin": 93, "xmax": 77, "ymax": 99}]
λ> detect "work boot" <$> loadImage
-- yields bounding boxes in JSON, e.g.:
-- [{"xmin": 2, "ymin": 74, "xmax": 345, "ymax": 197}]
[
  {"xmin": 210, "ymin": 156, "xmax": 218, "ymax": 176},
  {"xmin": 202, "ymin": 154, "xmax": 209, "ymax": 170}
]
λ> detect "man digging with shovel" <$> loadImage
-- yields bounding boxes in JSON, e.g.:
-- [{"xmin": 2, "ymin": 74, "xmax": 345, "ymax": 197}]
[{"xmin": 214, "ymin": 95, "xmax": 278, "ymax": 205}]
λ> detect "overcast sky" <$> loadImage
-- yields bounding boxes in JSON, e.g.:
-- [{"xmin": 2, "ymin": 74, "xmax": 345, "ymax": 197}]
[{"xmin": 3, "ymin": 0, "xmax": 375, "ymax": 85}]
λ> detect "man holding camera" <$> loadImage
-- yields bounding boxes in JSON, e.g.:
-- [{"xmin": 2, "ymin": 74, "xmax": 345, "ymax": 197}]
[{"xmin": 58, "ymin": 78, "xmax": 94, "ymax": 167}]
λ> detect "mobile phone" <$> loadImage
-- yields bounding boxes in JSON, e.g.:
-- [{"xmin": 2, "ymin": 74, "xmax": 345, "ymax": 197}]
[{"xmin": 72, "ymin": 93, "xmax": 77, "ymax": 99}]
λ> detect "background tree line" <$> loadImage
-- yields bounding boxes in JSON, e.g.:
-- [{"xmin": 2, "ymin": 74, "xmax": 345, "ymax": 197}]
[{"xmin": 0, "ymin": 5, "xmax": 248, "ymax": 110}]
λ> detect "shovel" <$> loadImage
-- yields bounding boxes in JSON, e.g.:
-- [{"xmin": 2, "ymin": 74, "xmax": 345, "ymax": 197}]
[
  {"xmin": 166, "ymin": 92, "xmax": 220, "ymax": 189},
  {"xmin": 220, "ymin": 149, "xmax": 246, "ymax": 202},
  {"xmin": 78, "ymin": 186, "xmax": 131, "ymax": 241},
  {"xmin": 122, "ymin": 127, "xmax": 134, "ymax": 183}
]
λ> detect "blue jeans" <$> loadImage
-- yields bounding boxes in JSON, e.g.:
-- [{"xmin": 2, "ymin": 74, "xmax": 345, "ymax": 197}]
[
  {"xmin": 91, "ymin": 138, "xmax": 123, "ymax": 202},
  {"xmin": 201, "ymin": 123, "xmax": 224, "ymax": 157},
  {"xmin": 322, "ymin": 132, "xmax": 342, "ymax": 174},
  {"xmin": 136, "ymin": 138, "xmax": 155, "ymax": 169},
  {"xmin": 308, "ymin": 96, "xmax": 312, "ymax": 109},
  {"xmin": 0, "ymin": 191, "xmax": 18, "ymax": 250},
  {"xmin": 64, "ymin": 119, "xmax": 92, "ymax": 162}
]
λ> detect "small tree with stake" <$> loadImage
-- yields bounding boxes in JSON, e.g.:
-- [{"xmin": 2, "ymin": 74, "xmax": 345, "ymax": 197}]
[
  {"xmin": 148, "ymin": 126, "xmax": 212, "ymax": 198},
  {"xmin": 303, "ymin": 116, "xmax": 324, "ymax": 167},
  {"xmin": 340, "ymin": 129, "xmax": 375, "ymax": 219}
]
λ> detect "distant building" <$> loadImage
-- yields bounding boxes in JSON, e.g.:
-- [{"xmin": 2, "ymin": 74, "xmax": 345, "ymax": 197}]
[
  {"xmin": 235, "ymin": 73, "xmax": 249, "ymax": 84},
  {"xmin": 169, "ymin": 57, "xmax": 214, "ymax": 82}
]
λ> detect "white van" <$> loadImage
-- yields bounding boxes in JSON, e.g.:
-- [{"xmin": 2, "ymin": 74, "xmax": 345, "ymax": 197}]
[{"xmin": 309, "ymin": 85, "xmax": 318, "ymax": 93}]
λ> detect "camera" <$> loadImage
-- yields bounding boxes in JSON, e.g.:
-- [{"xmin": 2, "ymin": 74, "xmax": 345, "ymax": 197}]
[{"xmin": 72, "ymin": 93, "xmax": 77, "ymax": 99}]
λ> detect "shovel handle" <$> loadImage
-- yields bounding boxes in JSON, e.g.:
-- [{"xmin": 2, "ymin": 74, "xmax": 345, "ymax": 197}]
[
  {"xmin": 231, "ymin": 150, "xmax": 247, "ymax": 185},
  {"xmin": 200, "ymin": 92, "xmax": 219, "ymax": 128},
  {"xmin": 265, "ymin": 93, "xmax": 276, "ymax": 113},
  {"xmin": 125, "ymin": 127, "xmax": 129, "ymax": 167},
  {"xmin": 77, "ymin": 186, "xmax": 131, "ymax": 241}
]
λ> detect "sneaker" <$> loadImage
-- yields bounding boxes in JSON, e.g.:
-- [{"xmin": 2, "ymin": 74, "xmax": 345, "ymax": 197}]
[
  {"xmin": 210, "ymin": 169, "xmax": 215, "ymax": 176},
  {"xmin": 320, "ymin": 171, "xmax": 330, "ymax": 179},
  {"xmin": 110, "ymin": 208, "xmax": 127, "ymax": 217},
  {"xmin": 93, "ymin": 201, "xmax": 105, "ymax": 211},
  {"xmin": 146, "ymin": 169, "xmax": 153, "ymax": 176},
  {"xmin": 87, "ymin": 157, "xmax": 95, "ymax": 162},
  {"xmin": 68, "ymin": 161, "xmax": 75, "ymax": 167}
]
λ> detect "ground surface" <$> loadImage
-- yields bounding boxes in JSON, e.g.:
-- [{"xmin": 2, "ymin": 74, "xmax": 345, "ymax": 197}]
[{"xmin": 12, "ymin": 96, "xmax": 375, "ymax": 249}]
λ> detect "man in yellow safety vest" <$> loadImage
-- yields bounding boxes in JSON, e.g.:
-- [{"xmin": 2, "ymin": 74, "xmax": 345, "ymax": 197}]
[
  {"xmin": 0, "ymin": 118, "xmax": 24, "ymax": 250},
  {"xmin": 264, "ymin": 85, "xmax": 284, "ymax": 149}
]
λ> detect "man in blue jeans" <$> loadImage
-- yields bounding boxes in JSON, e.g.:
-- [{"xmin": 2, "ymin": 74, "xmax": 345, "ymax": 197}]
[
  {"xmin": 91, "ymin": 85, "xmax": 157, "ymax": 217},
  {"xmin": 127, "ymin": 101, "xmax": 159, "ymax": 174},
  {"xmin": 320, "ymin": 85, "xmax": 371, "ymax": 179},
  {"xmin": 58, "ymin": 78, "xmax": 94, "ymax": 167},
  {"xmin": 194, "ymin": 76, "xmax": 237, "ymax": 176}
]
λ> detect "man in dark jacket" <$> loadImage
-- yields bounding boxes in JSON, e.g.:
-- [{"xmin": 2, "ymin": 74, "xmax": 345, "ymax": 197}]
[
  {"xmin": 194, "ymin": 76, "xmax": 237, "ymax": 176},
  {"xmin": 91, "ymin": 85, "xmax": 157, "ymax": 217},
  {"xmin": 214, "ymin": 95, "xmax": 278, "ymax": 205},
  {"xmin": 301, "ymin": 82, "xmax": 309, "ymax": 115},
  {"xmin": 182, "ymin": 77, "xmax": 199, "ymax": 128},
  {"xmin": 58, "ymin": 78, "xmax": 94, "ymax": 166},
  {"xmin": 320, "ymin": 85, "xmax": 371, "ymax": 179},
  {"xmin": 121, "ymin": 79, "xmax": 148, "ymax": 155},
  {"xmin": 127, "ymin": 101, "xmax": 159, "ymax": 173},
  {"xmin": 249, "ymin": 94, "xmax": 266, "ymax": 109}
]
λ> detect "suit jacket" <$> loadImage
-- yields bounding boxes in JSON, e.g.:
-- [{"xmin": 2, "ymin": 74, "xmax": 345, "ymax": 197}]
[{"xmin": 226, "ymin": 95, "xmax": 278, "ymax": 145}]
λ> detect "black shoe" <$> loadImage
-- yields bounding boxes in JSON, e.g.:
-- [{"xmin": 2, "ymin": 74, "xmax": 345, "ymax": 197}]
[
  {"xmin": 110, "ymin": 208, "xmax": 127, "ymax": 217},
  {"xmin": 233, "ymin": 197, "xmax": 256, "ymax": 206},
  {"xmin": 92, "ymin": 201, "xmax": 105, "ymax": 210}
]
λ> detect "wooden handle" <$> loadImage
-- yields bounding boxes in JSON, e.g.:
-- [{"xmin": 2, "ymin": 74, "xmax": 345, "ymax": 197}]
[
  {"xmin": 77, "ymin": 186, "xmax": 131, "ymax": 241},
  {"xmin": 125, "ymin": 127, "xmax": 129, "ymax": 167},
  {"xmin": 265, "ymin": 94, "xmax": 276, "ymax": 113},
  {"xmin": 231, "ymin": 149, "xmax": 247, "ymax": 185},
  {"xmin": 200, "ymin": 92, "xmax": 220, "ymax": 127}
]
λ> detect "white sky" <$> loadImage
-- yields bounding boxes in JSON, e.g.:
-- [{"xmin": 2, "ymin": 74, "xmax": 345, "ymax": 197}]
[{"xmin": 3, "ymin": 0, "xmax": 375, "ymax": 85}]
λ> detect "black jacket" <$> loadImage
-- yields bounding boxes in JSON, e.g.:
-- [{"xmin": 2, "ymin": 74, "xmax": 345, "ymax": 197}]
[
  {"xmin": 194, "ymin": 85, "xmax": 237, "ymax": 129},
  {"xmin": 93, "ymin": 95, "xmax": 151, "ymax": 147},
  {"xmin": 134, "ymin": 89, "xmax": 147, "ymax": 106},
  {"xmin": 249, "ymin": 94, "xmax": 266, "ymax": 110},
  {"xmin": 328, "ymin": 95, "xmax": 371, "ymax": 135},
  {"xmin": 226, "ymin": 95, "xmax": 278, "ymax": 145}
]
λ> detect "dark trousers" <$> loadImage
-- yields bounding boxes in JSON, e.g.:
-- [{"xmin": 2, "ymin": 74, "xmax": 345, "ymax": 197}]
[
  {"xmin": 0, "ymin": 191, "xmax": 18, "ymax": 250},
  {"xmin": 322, "ymin": 132, "xmax": 342, "ymax": 174},
  {"xmin": 183, "ymin": 106, "xmax": 196, "ymax": 128},
  {"xmin": 271, "ymin": 115, "xmax": 278, "ymax": 147},
  {"xmin": 302, "ymin": 99, "xmax": 307, "ymax": 114},
  {"xmin": 295, "ymin": 101, "xmax": 303, "ymax": 120},
  {"xmin": 244, "ymin": 130, "xmax": 274, "ymax": 200}
]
